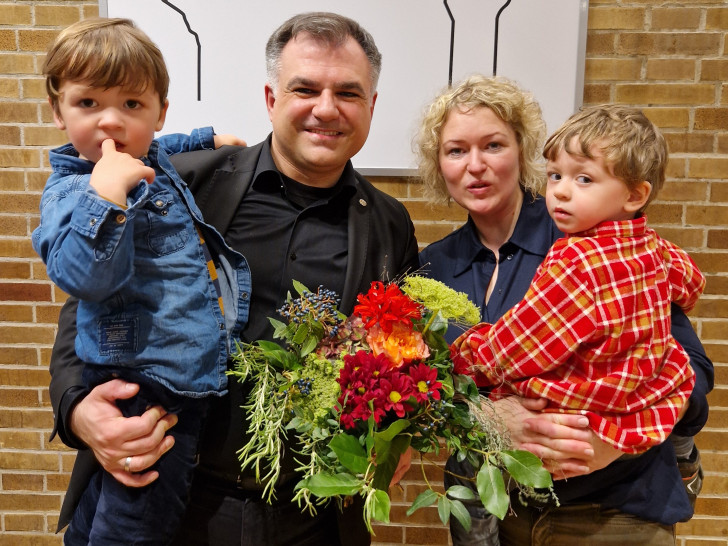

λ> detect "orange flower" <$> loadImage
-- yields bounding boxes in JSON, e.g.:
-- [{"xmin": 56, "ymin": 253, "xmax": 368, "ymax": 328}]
[{"xmin": 366, "ymin": 323, "xmax": 430, "ymax": 368}]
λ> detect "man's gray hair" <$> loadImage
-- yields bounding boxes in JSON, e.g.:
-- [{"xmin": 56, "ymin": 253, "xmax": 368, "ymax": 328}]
[{"xmin": 265, "ymin": 12, "xmax": 382, "ymax": 96}]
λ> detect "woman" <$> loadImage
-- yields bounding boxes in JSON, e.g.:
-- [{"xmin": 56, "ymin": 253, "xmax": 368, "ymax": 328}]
[{"xmin": 416, "ymin": 75, "xmax": 712, "ymax": 545}]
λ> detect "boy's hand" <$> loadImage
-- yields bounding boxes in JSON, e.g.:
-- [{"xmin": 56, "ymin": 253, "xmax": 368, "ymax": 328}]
[
  {"xmin": 89, "ymin": 139, "xmax": 156, "ymax": 205},
  {"xmin": 213, "ymin": 134, "xmax": 246, "ymax": 148}
]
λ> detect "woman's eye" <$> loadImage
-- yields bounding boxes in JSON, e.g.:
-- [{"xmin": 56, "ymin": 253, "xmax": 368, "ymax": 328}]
[
  {"xmin": 446, "ymin": 148, "xmax": 464, "ymax": 157},
  {"xmin": 486, "ymin": 142, "xmax": 502, "ymax": 150}
]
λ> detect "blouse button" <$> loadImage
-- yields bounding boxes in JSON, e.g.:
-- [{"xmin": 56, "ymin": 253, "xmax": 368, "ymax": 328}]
[{"xmin": 506, "ymin": 254, "xmax": 513, "ymax": 260}]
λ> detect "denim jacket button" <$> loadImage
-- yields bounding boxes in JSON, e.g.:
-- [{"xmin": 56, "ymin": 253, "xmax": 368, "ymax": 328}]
[
  {"xmin": 89, "ymin": 218, "xmax": 97, "ymax": 226},
  {"xmin": 155, "ymin": 199, "xmax": 164, "ymax": 207},
  {"xmin": 115, "ymin": 214, "xmax": 126, "ymax": 224}
]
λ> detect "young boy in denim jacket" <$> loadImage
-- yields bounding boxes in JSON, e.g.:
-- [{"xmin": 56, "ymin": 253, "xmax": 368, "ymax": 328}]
[{"xmin": 32, "ymin": 18, "xmax": 250, "ymax": 544}]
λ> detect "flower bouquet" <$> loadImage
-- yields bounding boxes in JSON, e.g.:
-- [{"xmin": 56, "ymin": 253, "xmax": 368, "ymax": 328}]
[{"xmin": 229, "ymin": 276, "xmax": 553, "ymax": 533}]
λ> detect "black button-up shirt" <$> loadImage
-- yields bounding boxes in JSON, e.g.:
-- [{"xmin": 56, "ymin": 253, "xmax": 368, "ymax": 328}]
[{"xmin": 225, "ymin": 140, "xmax": 355, "ymax": 343}]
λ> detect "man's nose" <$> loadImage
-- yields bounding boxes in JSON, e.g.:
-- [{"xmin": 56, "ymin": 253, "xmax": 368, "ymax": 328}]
[{"xmin": 312, "ymin": 90, "xmax": 338, "ymax": 121}]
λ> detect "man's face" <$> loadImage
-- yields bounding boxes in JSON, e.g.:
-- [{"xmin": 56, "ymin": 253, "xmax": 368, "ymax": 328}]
[{"xmin": 265, "ymin": 33, "xmax": 377, "ymax": 187}]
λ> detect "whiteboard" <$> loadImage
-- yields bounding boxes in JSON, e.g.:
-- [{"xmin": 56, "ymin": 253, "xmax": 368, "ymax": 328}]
[{"xmin": 100, "ymin": 0, "xmax": 588, "ymax": 174}]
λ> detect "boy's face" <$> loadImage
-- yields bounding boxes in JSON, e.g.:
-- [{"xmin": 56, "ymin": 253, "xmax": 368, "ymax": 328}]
[
  {"xmin": 545, "ymin": 137, "xmax": 649, "ymax": 234},
  {"xmin": 52, "ymin": 80, "xmax": 168, "ymax": 163}
]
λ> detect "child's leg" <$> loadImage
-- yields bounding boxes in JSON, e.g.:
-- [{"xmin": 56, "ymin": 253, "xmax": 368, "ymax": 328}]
[
  {"xmin": 63, "ymin": 470, "xmax": 102, "ymax": 545},
  {"xmin": 87, "ymin": 386, "xmax": 208, "ymax": 544}
]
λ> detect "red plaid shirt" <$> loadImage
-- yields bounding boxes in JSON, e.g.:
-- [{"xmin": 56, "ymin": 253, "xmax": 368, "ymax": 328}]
[{"xmin": 452, "ymin": 216, "xmax": 704, "ymax": 453}]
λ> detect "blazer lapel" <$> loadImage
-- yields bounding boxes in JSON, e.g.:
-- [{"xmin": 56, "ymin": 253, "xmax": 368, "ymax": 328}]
[{"xmin": 341, "ymin": 190, "xmax": 370, "ymax": 313}]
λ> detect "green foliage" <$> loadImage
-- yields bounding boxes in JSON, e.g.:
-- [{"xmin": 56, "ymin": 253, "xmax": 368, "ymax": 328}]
[{"xmin": 228, "ymin": 279, "xmax": 556, "ymax": 533}]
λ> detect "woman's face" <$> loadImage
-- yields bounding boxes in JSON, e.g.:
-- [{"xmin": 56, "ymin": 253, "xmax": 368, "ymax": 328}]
[{"xmin": 438, "ymin": 106, "xmax": 522, "ymax": 219}]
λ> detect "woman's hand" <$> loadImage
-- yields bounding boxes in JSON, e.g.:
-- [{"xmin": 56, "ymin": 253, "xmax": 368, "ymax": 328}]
[
  {"xmin": 69, "ymin": 379, "xmax": 177, "ymax": 487},
  {"xmin": 492, "ymin": 396, "xmax": 622, "ymax": 479}
]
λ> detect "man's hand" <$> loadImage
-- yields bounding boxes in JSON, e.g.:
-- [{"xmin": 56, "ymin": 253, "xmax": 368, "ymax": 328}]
[
  {"xmin": 69, "ymin": 379, "xmax": 177, "ymax": 487},
  {"xmin": 213, "ymin": 134, "xmax": 246, "ymax": 148},
  {"xmin": 89, "ymin": 139, "xmax": 156, "ymax": 205},
  {"xmin": 492, "ymin": 396, "xmax": 622, "ymax": 479}
]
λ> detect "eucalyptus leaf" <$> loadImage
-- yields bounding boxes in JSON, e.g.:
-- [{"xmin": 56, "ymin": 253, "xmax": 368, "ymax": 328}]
[
  {"xmin": 476, "ymin": 464, "xmax": 509, "ymax": 519},
  {"xmin": 406, "ymin": 489, "xmax": 438, "ymax": 516},
  {"xmin": 501, "ymin": 450, "xmax": 553, "ymax": 489}
]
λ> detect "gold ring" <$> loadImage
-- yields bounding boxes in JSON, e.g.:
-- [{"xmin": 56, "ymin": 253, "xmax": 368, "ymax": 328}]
[{"xmin": 124, "ymin": 456, "xmax": 132, "ymax": 473}]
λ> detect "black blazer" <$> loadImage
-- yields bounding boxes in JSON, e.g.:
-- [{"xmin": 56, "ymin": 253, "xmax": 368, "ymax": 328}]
[{"xmin": 49, "ymin": 141, "xmax": 419, "ymax": 534}]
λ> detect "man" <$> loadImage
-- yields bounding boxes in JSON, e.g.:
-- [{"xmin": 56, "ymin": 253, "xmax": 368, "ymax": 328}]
[{"xmin": 49, "ymin": 12, "xmax": 418, "ymax": 545}]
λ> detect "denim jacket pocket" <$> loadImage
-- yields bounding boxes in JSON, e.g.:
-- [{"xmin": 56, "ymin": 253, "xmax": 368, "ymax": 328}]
[{"xmin": 145, "ymin": 190, "xmax": 190, "ymax": 256}]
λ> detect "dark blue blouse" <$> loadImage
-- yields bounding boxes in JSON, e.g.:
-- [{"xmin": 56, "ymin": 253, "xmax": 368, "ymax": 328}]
[{"xmin": 419, "ymin": 194, "xmax": 713, "ymax": 525}]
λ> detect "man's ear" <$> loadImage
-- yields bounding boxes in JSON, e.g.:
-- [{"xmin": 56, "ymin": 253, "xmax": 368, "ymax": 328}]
[
  {"xmin": 265, "ymin": 84, "xmax": 275, "ymax": 122},
  {"xmin": 625, "ymin": 180, "xmax": 652, "ymax": 213},
  {"xmin": 50, "ymin": 98, "xmax": 65, "ymax": 130}
]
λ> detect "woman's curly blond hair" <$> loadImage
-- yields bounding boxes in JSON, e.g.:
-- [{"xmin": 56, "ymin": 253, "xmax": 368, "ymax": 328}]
[{"xmin": 416, "ymin": 75, "xmax": 547, "ymax": 205}]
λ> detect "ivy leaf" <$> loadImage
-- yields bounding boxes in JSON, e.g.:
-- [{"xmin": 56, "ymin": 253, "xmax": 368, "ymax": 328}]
[
  {"xmin": 437, "ymin": 495, "xmax": 451, "ymax": 525},
  {"xmin": 501, "ymin": 450, "xmax": 553, "ymax": 489},
  {"xmin": 406, "ymin": 489, "xmax": 438, "ymax": 516},
  {"xmin": 329, "ymin": 433, "xmax": 368, "ymax": 474},
  {"xmin": 449, "ymin": 499, "xmax": 472, "ymax": 532},
  {"xmin": 476, "ymin": 463, "xmax": 509, "ymax": 519},
  {"xmin": 297, "ymin": 472, "xmax": 361, "ymax": 498},
  {"xmin": 371, "ymin": 489, "xmax": 391, "ymax": 523}
]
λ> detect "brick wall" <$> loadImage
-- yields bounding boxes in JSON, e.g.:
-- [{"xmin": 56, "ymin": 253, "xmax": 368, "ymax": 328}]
[{"xmin": 1, "ymin": 1, "xmax": 725, "ymax": 544}]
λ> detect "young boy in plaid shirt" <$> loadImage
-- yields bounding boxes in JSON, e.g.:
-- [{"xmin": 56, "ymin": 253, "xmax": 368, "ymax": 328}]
[{"xmin": 451, "ymin": 104, "xmax": 704, "ymax": 455}]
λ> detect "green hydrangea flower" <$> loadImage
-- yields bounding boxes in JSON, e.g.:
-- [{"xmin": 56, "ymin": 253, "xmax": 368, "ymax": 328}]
[
  {"xmin": 287, "ymin": 354, "xmax": 344, "ymax": 426},
  {"xmin": 402, "ymin": 276, "xmax": 480, "ymax": 325}
]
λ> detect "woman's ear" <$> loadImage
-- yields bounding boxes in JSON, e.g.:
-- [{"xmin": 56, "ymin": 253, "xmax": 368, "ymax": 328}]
[{"xmin": 625, "ymin": 180, "xmax": 652, "ymax": 213}]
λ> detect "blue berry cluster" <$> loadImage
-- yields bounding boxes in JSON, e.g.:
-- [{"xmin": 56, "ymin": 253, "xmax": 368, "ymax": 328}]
[
  {"xmin": 277, "ymin": 285, "xmax": 343, "ymax": 333},
  {"xmin": 295, "ymin": 377, "xmax": 314, "ymax": 396}
]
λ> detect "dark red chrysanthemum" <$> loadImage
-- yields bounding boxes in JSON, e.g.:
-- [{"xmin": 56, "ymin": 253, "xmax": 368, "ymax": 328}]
[{"xmin": 409, "ymin": 363, "xmax": 442, "ymax": 404}]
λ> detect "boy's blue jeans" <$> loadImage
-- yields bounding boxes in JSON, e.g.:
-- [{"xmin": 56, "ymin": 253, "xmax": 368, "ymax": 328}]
[{"xmin": 63, "ymin": 369, "xmax": 209, "ymax": 545}]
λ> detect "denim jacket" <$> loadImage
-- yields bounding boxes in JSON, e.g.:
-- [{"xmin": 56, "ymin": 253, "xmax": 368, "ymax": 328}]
[{"xmin": 33, "ymin": 128, "xmax": 251, "ymax": 397}]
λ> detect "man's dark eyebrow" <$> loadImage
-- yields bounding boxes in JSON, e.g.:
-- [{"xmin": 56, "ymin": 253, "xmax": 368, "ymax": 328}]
[{"xmin": 286, "ymin": 77, "xmax": 367, "ymax": 96}]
